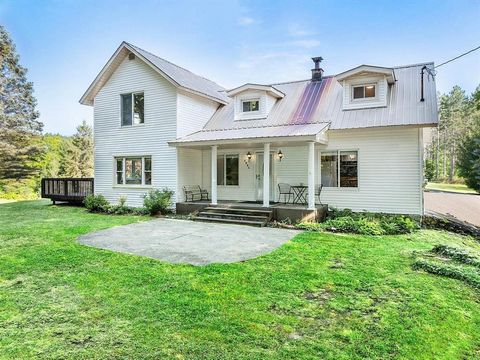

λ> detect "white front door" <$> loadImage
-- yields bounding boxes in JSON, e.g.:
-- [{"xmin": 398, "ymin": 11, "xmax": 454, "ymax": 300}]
[{"xmin": 255, "ymin": 153, "xmax": 274, "ymax": 201}]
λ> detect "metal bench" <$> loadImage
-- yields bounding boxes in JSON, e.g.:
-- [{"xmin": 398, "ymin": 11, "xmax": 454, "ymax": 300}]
[{"xmin": 183, "ymin": 185, "xmax": 209, "ymax": 202}]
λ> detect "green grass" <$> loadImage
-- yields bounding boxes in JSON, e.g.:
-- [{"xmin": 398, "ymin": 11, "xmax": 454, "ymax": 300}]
[
  {"xmin": 1, "ymin": 200, "xmax": 479, "ymax": 359},
  {"xmin": 425, "ymin": 182, "xmax": 478, "ymax": 194}
]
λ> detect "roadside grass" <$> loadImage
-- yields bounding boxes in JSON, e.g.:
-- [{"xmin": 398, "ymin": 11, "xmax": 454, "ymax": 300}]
[
  {"xmin": 1, "ymin": 200, "xmax": 479, "ymax": 359},
  {"xmin": 425, "ymin": 182, "xmax": 478, "ymax": 194}
]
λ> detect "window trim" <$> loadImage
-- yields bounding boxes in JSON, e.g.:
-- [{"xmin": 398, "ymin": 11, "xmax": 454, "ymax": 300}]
[
  {"xmin": 320, "ymin": 149, "xmax": 359, "ymax": 189},
  {"xmin": 351, "ymin": 84, "xmax": 377, "ymax": 101},
  {"xmin": 120, "ymin": 91, "xmax": 145, "ymax": 127},
  {"xmin": 217, "ymin": 153, "xmax": 240, "ymax": 186},
  {"xmin": 241, "ymin": 98, "xmax": 260, "ymax": 113},
  {"xmin": 114, "ymin": 155, "xmax": 152, "ymax": 187}
]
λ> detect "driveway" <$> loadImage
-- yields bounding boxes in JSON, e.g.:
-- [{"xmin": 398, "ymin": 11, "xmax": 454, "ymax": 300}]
[
  {"xmin": 424, "ymin": 191, "xmax": 480, "ymax": 227},
  {"xmin": 78, "ymin": 218, "xmax": 300, "ymax": 265}
]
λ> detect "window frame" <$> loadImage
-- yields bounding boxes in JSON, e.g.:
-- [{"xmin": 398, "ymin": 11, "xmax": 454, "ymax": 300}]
[
  {"xmin": 241, "ymin": 98, "xmax": 260, "ymax": 113},
  {"xmin": 351, "ymin": 84, "xmax": 377, "ymax": 101},
  {"xmin": 320, "ymin": 150, "xmax": 359, "ymax": 188},
  {"xmin": 114, "ymin": 156, "xmax": 152, "ymax": 187},
  {"xmin": 120, "ymin": 91, "xmax": 145, "ymax": 127},
  {"xmin": 217, "ymin": 153, "xmax": 240, "ymax": 186}
]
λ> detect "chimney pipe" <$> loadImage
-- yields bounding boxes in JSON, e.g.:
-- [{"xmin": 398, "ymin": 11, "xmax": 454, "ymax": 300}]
[{"xmin": 311, "ymin": 56, "xmax": 323, "ymax": 81}]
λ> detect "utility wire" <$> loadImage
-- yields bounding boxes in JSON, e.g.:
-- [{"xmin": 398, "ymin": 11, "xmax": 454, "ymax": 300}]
[{"xmin": 435, "ymin": 45, "xmax": 480, "ymax": 69}]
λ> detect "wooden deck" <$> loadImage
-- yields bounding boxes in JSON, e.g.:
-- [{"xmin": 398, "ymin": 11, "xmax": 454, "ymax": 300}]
[{"xmin": 41, "ymin": 178, "xmax": 94, "ymax": 204}]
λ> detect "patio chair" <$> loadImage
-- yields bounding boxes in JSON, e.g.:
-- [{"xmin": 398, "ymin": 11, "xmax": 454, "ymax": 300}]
[
  {"xmin": 315, "ymin": 184, "xmax": 323, "ymax": 205},
  {"xmin": 183, "ymin": 185, "xmax": 209, "ymax": 202},
  {"xmin": 278, "ymin": 183, "xmax": 293, "ymax": 203}
]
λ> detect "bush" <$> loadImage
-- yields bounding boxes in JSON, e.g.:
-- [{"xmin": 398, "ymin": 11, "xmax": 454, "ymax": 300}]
[
  {"xmin": 296, "ymin": 208, "xmax": 420, "ymax": 236},
  {"xmin": 143, "ymin": 188, "xmax": 174, "ymax": 215},
  {"xmin": 84, "ymin": 194, "xmax": 110, "ymax": 213}
]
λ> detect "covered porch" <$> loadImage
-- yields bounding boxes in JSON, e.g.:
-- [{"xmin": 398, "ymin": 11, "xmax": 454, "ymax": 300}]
[{"xmin": 170, "ymin": 126, "xmax": 330, "ymax": 223}]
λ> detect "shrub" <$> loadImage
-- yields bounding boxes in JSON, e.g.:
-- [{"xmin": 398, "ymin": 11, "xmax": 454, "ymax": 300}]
[
  {"xmin": 143, "ymin": 188, "xmax": 174, "ymax": 215},
  {"xmin": 84, "ymin": 194, "xmax": 110, "ymax": 213},
  {"xmin": 412, "ymin": 259, "xmax": 480, "ymax": 289},
  {"xmin": 431, "ymin": 245, "xmax": 480, "ymax": 268}
]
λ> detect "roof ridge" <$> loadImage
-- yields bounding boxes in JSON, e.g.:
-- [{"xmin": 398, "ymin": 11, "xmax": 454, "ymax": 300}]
[
  {"xmin": 392, "ymin": 61, "xmax": 434, "ymax": 69},
  {"xmin": 125, "ymin": 42, "xmax": 225, "ymax": 90},
  {"xmin": 269, "ymin": 76, "xmax": 334, "ymax": 86}
]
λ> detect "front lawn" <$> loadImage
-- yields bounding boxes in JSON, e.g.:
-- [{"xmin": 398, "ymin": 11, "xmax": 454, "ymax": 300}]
[
  {"xmin": 0, "ymin": 201, "xmax": 479, "ymax": 359},
  {"xmin": 425, "ymin": 182, "xmax": 478, "ymax": 194}
]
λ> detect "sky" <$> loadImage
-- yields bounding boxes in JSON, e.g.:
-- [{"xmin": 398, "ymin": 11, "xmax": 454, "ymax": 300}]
[{"xmin": 1, "ymin": 0, "xmax": 479, "ymax": 135}]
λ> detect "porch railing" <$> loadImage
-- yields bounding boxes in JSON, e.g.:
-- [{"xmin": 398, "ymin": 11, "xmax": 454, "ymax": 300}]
[{"xmin": 41, "ymin": 178, "xmax": 94, "ymax": 203}]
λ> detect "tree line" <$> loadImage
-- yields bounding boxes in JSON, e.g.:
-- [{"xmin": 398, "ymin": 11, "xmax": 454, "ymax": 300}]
[
  {"xmin": 0, "ymin": 25, "xmax": 93, "ymax": 199},
  {"xmin": 424, "ymin": 85, "xmax": 480, "ymax": 191}
]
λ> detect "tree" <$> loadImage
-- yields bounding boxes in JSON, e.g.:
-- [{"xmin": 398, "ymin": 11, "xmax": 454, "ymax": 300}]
[
  {"xmin": 457, "ymin": 131, "xmax": 480, "ymax": 192},
  {"xmin": 60, "ymin": 121, "xmax": 93, "ymax": 177},
  {"xmin": 0, "ymin": 25, "xmax": 44, "ymax": 180}
]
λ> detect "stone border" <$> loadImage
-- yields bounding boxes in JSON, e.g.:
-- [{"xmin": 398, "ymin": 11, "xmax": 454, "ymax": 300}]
[{"xmin": 423, "ymin": 211, "xmax": 480, "ymax": 239}]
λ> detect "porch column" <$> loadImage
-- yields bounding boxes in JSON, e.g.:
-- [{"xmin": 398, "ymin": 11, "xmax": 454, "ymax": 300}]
[
  {"xmin": 307, "ymin": 141, "xmax": 315, "ymax": 210},
  {"xmin": 211, "ymin": 145, "xmax": 217, "ymax": 205},
  {"xmin": 263, "ymin": 143, "xmax": 270, "ymax": 207}
]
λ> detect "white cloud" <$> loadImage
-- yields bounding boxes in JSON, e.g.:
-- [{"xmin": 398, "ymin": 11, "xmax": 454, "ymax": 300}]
[
  {"xmin": 238, "ymin": 17, "xmax": 255, "ymax": 26},
  {"xmin": 290, "ymin": 39, "xmax": 321, "ymax": 49},
  {"xmin": 287, "ymin": 23, "xmax": 316, "ymax": 37}
]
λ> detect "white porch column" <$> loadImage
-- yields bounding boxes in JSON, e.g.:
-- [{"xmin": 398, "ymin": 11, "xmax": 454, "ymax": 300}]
[
  {"xmin": 263, "ymin": 143, "xmax": 270, "ymax": 207},
  {"xmin": 211, "ymin": 145, "xmax": 218, "ymax": 205},
  {"xmin": 307, "ymin": 141, "xmax": 316, "ymax": 210}
]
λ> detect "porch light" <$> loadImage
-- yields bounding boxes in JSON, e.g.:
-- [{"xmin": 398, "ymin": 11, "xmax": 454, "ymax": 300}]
[
  {"xmin": 278, "ymin": 150, "xmax": 284, "ymax": 161},
  {"xmin": 244, "ymin": 151, "xmax": 252, "ymax": 169},
  {"xmin": 247, "ymin": 151, "xmax": 252, "ymax": 161}
]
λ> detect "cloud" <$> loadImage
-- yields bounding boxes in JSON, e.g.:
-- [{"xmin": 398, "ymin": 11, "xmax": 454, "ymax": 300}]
[
  {"xmin": 290, "ymin": 39, "xmax": 321, "ymax": 49},
  {"xmin": 238, "ymin": 17, "xmax": 255, "ymax": 26},
  {"xmin": 287, "ymin": 23, "xmax": 316, "ymax": 37}
]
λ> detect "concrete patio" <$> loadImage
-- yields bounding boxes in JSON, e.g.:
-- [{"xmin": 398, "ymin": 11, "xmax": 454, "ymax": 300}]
[{"xmin": 78, "ymin": 218, "xmax": 300, "ymax": 265}]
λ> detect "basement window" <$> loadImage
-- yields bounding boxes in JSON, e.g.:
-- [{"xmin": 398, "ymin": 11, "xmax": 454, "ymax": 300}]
[
  {"xmin": 352, "ymin": 85, "xmax": 376, "ymax": 100},
  {"xmin": 242, "ymin": 99, "xmax": 259, "ymax": 112},
  {"xmin": 121, "ymin": 92, "xmax": 144, "ymax": 126}
]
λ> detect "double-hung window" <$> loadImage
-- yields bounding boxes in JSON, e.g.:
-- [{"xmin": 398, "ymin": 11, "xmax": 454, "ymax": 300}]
[
  {"xmin": 121, "ymin": 92, "xmax": 144, "ymax": 126},
  {"xmin": 321, "ymin": 150, "xmax": 358, "ymax": 187},
  {"xmin": 217, "ymin": 154, "xmax": 239, "ymax": 186},
  {"xmin": 115, "ymin": 156, "xmax": 152, "ymax": 186}
]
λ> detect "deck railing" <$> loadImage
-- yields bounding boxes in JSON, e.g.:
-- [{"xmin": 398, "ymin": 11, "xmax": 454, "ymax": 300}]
[{"xmin": 41, "ymin": 178, "xmax": 94, "ymax": 203}]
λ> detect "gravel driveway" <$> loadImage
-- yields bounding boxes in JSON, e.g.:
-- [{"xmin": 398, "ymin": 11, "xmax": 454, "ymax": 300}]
[
  {"xmin": 424, "ymin": 191, "xmax": 480, "ymax": 227},
  {"xmin": 78, "ymin": 218, "xmax": 300, "ymax": 265}
]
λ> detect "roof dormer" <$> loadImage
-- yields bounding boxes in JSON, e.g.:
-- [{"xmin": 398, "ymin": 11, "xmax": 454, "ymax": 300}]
[
  {"xmin": 336, "ymin": 65, "xmax": 396, "ymax": 110},
  {"xmin": 227, "ymin": 84, "xmax": 284, "ymax": 121}
]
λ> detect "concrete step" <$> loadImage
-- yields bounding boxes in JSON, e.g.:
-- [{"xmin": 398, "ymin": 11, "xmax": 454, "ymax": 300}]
[
  {"xmin": 198, "ymin": 211, "xmax": 268, "ymax": 222},
  {"xmin": 204, "ymin": 206, "xmax": 273, "ymax": 217},
  {"xmin": 193, "ymin": 216, "xmax": 266, "ymax": 227}
]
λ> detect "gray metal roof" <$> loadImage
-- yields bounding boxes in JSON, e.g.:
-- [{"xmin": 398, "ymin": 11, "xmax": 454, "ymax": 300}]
[
  {"xmin": 126, "ymin": 43, "xmax": 229, "ymax": 104},
  {"xmin": 173, "ymin": 62, "xmax": 438, "ymax": 143}
]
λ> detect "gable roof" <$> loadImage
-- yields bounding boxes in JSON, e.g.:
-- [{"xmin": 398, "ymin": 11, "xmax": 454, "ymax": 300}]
[
  {"xmin": 226, "ymin": 83, "xmax": 285, "ymax": 98},
  {"xmin": 171, "ymin": 62, "xmax": 438, "ymax": 145},
  {"xmin": 80, "ymin": 41, "xmax": 228, "ymax": 106},
  {"xmin": 335, "ymin": 65, "xmax": 396, "ymax": 84}
]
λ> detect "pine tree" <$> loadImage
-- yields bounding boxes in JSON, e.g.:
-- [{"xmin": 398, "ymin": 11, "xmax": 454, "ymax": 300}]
[
  {"xmin": 60, "ymin": 121, "xmax": 93, "ymax": 177},
  {"xmin": 0, "ymin": 25, "xmax": 44, "ymax": 180}
]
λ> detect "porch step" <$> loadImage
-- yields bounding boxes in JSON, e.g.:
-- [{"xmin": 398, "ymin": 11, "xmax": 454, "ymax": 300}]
[{"xmin": 193, "ymin": 206, "xmax": 273, "ymax": 227}]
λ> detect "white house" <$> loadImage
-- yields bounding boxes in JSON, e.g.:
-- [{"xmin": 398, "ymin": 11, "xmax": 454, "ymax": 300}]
[{"xmin": 80, "ymin": 42, "xmax": 438, "ymax": 220}]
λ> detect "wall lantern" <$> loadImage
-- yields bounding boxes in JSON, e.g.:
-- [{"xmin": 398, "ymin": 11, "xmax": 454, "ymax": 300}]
[
  {"xmin": 278, "ymin": 150, "xmax": 284, "ymax": 162},
  {"xmin": 244, "ymin": 151, "xmax": 252, "ymax": 169}
]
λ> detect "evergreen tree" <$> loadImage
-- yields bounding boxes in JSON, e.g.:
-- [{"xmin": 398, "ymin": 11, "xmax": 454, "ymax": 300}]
[
  {"xmin": 60, "ymin": 121, "xmax": 93, "ymax": 177},
  {"xmin": 0, "ymin": 25, "xmax": 44, "ymax": 180}
]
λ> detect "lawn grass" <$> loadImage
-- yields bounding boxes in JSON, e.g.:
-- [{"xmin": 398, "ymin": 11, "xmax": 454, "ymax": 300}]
[
  {"xmin": 1, "ymin": 200, "xmax": 479, "ymax": 359},
  {"xmin": 425, "ymin": 182, "xmax": 478, "ymax": 194}
]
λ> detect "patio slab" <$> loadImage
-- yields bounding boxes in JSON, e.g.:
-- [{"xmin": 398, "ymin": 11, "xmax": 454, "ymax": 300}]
[{"xmin": 78, "ymin": 218, "xmax": 300, "ymax": 265}]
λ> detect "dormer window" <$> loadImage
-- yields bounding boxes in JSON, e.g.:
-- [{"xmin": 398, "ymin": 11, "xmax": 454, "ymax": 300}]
[
  {"xmin": 242, "ymin": 99, "xmax": 259, "ymax": 112},
  {"xmin": 353, "ymin": 84, "xmax": 376, "ymax": 99}
]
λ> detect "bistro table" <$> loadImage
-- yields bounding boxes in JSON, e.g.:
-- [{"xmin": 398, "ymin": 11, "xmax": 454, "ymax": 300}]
[{"xmin": 291, "ymin": 185, "xmax": 308, "ymax": 204}]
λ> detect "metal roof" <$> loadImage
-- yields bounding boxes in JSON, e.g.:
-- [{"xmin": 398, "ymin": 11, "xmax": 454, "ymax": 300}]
[
  {"xmin": 80, "ymin": 42, "xmax": 228, "ymax": 105},
  {"xmin": 194, "ymin": 62, "xmax": 438, "ymax": 136}
]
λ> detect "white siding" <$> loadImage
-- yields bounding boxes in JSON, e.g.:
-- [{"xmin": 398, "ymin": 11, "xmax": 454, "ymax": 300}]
[
  {"xmin": 177, "ymin": 90, "xmax": 218, "ymax": 139},
  {"xmin": 319, "ymin": 126, "xmax": 422, "ymax": 214},
  {"xmin": 177, "ymin": 148, "xmax": 203, "ymax": 201},
  {"xmin": 233, "ymin": 90, "xmax": 268, "ymax": 121},
  {"xmin": 191, "ymin": 127, "xmax": 422, "ymax": 214},
  {"xmin": 93, "ymin": 56, "xmax": 178, "ymax": 207}
]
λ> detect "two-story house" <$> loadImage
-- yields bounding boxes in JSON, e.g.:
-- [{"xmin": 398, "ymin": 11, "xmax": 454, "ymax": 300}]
[{"xmin": 80, "ymin": 41, "xmax": 438, "ymax": 221}]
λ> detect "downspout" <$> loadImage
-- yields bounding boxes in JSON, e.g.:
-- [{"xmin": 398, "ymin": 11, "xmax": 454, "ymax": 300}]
[{"xmin": 420, "ymin": 65, "xmax": 427, "ymax": 102}]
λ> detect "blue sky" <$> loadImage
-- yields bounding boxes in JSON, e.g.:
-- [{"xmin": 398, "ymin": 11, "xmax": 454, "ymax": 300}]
[{"xmin": 1, "ymin": 0, "xmax": 479, "ymax": 135}]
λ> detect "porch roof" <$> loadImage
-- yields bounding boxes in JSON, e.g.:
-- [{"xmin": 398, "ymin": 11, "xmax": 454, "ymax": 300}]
[{"xmin": 169, "ymin": 123, "xmax": 329, "ymax": 147}]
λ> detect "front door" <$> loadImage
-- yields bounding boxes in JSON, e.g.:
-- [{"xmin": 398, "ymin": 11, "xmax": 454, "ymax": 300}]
[{"xmin": 255, "ymin": 153, "xmax": 274, "ymax": 201}]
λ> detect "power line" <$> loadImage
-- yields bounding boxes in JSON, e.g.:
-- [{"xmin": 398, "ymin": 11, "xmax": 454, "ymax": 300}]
[{"xmin": 435, "ymin": 45, "xmax": 480, "ymax": 69}]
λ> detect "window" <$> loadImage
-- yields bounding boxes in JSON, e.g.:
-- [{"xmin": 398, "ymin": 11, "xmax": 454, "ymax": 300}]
[
  {"xmin": 352, "ymin": 85, "xmax": 376, "ymax": 99},
  {"xmin": 242, "ymin": 99, "xmax": 259, "ymax": 112},
  {"xmin": 320, "ymin": 150, "xmax": 358, "ymax": 188},
  {"xmin": 115, "ymin": 156, "xmax": 152, "ymax": 186},
  {"xmin": 217, "ymin": 154, "xmax": 239, "ymax": 186},
  {"xmin": 121, "ymin": 92, "xmax": 144, "ymax": 126}
]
